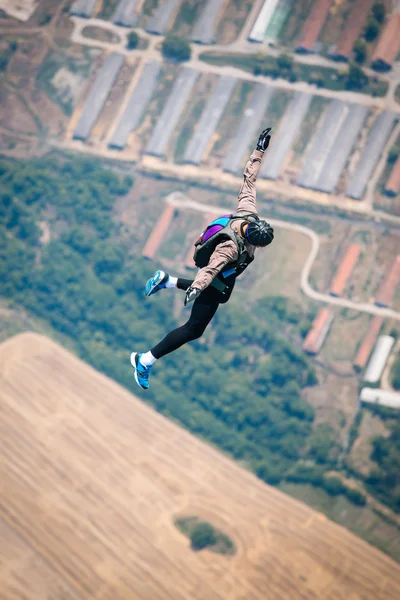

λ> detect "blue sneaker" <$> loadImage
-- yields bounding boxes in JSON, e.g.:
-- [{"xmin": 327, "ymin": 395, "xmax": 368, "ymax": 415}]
[
  {"xmin": 130, "ymin": 352, "xmax": 152, "ymax": 390},
  {"xmin": 145, "ymin": 270, "xmax": 169, "ymax": 297}
]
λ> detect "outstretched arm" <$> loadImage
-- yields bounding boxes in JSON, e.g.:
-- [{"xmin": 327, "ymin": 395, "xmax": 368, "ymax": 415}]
[{"xmin": 237, "ymin": 128, "xmax": 271, "ymax": 215}]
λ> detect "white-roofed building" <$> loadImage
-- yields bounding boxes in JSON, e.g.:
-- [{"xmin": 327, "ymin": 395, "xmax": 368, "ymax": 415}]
[
  {"xmin": 248, "ymin": 0, "xmax": 280, "ymax": 43},
  {"xmin": 363, "ymin": 335, "xmax": 395, "ymax": 384},
  {"xmin": 360, "ymin": 387, "xmax": 400, "ymax": 410}
]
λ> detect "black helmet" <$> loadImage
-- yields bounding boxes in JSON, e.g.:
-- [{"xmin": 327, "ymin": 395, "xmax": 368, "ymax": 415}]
[{"xmin": 245, "ymin": 219, "xmax": 274, "ymax": 247}]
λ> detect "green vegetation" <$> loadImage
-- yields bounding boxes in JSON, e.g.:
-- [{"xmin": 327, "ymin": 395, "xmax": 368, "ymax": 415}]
[
  {"xmin": 353, "ymin": 39, "xmax": 367, "ymax": 65},
  {"xmin": 171, "ymin": 0, "xmax": 203, "ymax": 33},
  {"xmin": 387, "ymin": 134, "xmax": 400, "ymax": 166},
  {"xmin": 191, "ymin": 522, "xmax": 216, "ymax": 550},
  {"xmin": 36, "ymin": 51, "xmax": 91, "ymax": 116},
  {"xmin": 367, "ymin": 420, "xmax": 400, "ymax": 512},
  {"xmin": 361, "ymin": 0, "xmax": 386, "ymax": 47},
  {"xmin": 175, "ymin": 516, "xmax": 235, "ymax": 554},
  {"xmin": 364, "ymin": 15, "xmax": 380, "ymax": 42},
  {"xmin": 161, "ymin": 35, "xmax": 191, "ymax": 62},
  {"xmin": 279, "ymin": 482, "xmax": 398, "ymax": 560},
  {"xmin": 286, "ymin": 464, "xmax": 366, "ymax": 506},
  {"xmin": 82, "ymin": 26, "xmax": 121, "ymax": 44},
  {"xmin": 199, "ymin": 52, "xmax": 388, "ymax": 97},
  {"xmin": 391, "ymin": 356, "xmax": 400, "ymax": 390},
  {"xmin": 395, "ymin": 84, "xmax": 400, "ymax": 106},
  {"xmin": 0, "ymin": 40, "xmax": 18, "ymax": 72},
  {"xmin": 127, "ymin": 31, "xmax": 139, "ymax": 50},
  {"xmin": 98, "ymin": 0, "xmax": 120, "ymax": 20},
  {"xmin": 0, "ymin": 154, "xmax": 398, "ymax": 518},
  {"xmin": 372, "ymin": 2, "xmax": 385, "ymax": 24}
]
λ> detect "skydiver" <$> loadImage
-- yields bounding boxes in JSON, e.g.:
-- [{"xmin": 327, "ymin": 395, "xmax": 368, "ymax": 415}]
[{"xmin": 131, "ymin": 128, "xmax": 274, "ymax": 389}]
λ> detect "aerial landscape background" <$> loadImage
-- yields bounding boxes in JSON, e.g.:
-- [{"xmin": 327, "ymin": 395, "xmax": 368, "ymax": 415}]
[{"xmin": 1, "ymin": 0, "xmax": 400, "ymax": 598}]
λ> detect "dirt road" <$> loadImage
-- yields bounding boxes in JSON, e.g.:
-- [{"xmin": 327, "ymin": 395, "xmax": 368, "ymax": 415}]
[{"xmin": 165, "ymin": 191, "xmax": 400, "ymax": 322}]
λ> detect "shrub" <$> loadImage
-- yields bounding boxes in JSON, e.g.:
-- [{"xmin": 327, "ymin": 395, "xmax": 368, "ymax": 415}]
[
  {"xmin": 276, "ymin": 53, "xmax": 293, "ymax": 71},
  {"xmin": 372, "ymin": 2, "xmax": 385, "ymax": 24},
  {"xmin": 346, "ymin": 63, "xmax": 369, "ymax": 90},
  {"xmin": 391, "ymin": 356, "xmax": 400, "ymax": 390},
  {"xmin": 162, "ymin": 35, "xmax": 191, "ymax": 62},
  {"xmin": 345, "ymin": 488, "xmax": 367, "ymax": 506},
  {"xmin": 364, "ymin": 16, "xmax": 380, "ymax": 42},
  {"xmin": 287, "ymin": 464, "xmax": 324, "ymax": 486},
  {"xmin": 353, "ymin": 39, "xmax": 367, "ymax": 64},
  {"xmin": 127, "ymin": 31, "xmax": 139, "ymax": 50},
  {"xmin": 322, "ymin": 475, "xmax": 346, "ymax": 496},
  {"xmin": 190, "ymin": 522, "xmax": 217, "ymax": 550}
]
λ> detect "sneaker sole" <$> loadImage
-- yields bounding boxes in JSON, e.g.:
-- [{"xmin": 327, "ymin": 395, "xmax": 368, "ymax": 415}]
[
  {"xmin": 130, "ymin": 352, "xmax": 148, "ymax": 389},
  {"xmin": 146, "ymin": 270, "xmax": 165, "ymax": 297}
]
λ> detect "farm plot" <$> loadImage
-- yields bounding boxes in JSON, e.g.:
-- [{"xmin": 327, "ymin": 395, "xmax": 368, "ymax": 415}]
[{"xmin": 2, "ymin": 332, "xmax": 400, "ymax": 600}]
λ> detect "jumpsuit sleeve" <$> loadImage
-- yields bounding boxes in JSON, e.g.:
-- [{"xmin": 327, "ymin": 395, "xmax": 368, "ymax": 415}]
[
  {"xmin": 236, "ymin": 149, "xmax": 264, "ymax": 215},
  {"xmin": 192, "ymin": 240, "xmax": 238, "ymax": 292}
]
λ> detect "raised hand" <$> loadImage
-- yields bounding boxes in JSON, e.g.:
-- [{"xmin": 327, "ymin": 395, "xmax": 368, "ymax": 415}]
[{"xmin": 256, "ymin": 127, "xmax": 272, "ymax": 153}]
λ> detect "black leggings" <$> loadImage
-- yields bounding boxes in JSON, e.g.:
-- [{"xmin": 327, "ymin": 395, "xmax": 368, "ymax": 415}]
[{"xmin": 151, "ymin": 278, "xmax": 233, "ymax": 359}]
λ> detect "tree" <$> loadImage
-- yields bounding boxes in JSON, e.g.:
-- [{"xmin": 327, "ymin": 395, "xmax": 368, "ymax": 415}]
[
  {"xmin": 345, "ymin": 488, "xmax": 366, "ymax": 506},
  {"xmin": 372, "ymin": 2, "xmax": 385, "ymax": 24},
  {"xmin": 323, "ymin": 475, "xmax": 346, "ymax": 496},
  {"xmin": 127, "ymin": 31, "xmax": 139, "ymax": 50},
  {"xmin": 387, "ymin": 149, "xmax": 399, "ymax": 165},
  {"xmin": 276, "ymin": 53, "xmax": 293, "ymax": 71},
  {"xmin": 346, "ymin": 63, "xmax": 369, "ymax": 90},
  {"xmin": 364, "ymin": 16, "xmax": 380, "ymax": 42},
  {"xmin": 353, "ymin": 38, "xmax": 367, "ymax": 64},
  {"xmin": 161, "ymin": 35, "xmax": 191, "ymax": 62},
  {"xmin": 391, "ymin": 356, "xmax": 400, "ymax": 390},
  {"xmin": 190, "ymin": 522, "xmax": 217, "ymax": 550}
]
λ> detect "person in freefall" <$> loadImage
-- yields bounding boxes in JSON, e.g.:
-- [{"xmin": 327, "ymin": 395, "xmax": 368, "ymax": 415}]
[{"xmin": 131, "ymin": 128, "xmax": 274, "ymax": 389}]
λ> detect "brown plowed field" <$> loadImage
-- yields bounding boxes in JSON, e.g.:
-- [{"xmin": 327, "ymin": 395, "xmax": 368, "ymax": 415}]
[{"xmin": 1, "ymin": 332, "xmax": 400, "ymax": 600}]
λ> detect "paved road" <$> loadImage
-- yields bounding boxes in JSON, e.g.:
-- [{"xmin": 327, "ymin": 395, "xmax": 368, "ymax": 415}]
[{"xmin": 165, "ymin": 192, "xmax": 400, "ymax": 322}]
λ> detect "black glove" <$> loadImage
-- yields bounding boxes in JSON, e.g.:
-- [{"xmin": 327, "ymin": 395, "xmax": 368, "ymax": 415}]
[
  {"xmin": 256, "ymin": 127, "xmax": 272, "ymax": 152},
  {"xmin": 184, "ymin": 286, "xmax": 201, "ymax": 306}
]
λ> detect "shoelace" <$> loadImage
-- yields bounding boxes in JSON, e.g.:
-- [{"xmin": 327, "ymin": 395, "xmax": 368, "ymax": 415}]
[{"xmin": 138, "ymin": 363, "xmax": 151, "ymax": 377}]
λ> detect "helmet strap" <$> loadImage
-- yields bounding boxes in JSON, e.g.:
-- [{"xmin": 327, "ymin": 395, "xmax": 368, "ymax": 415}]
[{"xmin": 244, "ymin": 224, "xmax": 256, "ymax": 246}]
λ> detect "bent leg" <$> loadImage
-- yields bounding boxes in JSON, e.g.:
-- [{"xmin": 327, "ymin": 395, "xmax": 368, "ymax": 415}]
[
  {"xmin": 177, "ymin": 277, "xmax": 194, "ymax": 291},
  {"xmin": 151, "ymin": 287, "xmax": 220, "ymax": 359}
]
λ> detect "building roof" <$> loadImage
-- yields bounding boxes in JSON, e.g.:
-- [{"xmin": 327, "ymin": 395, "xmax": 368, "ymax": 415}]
[
  {"xmin": 142, "ymin": 205, "xmax": 175, "ymax": 259},
  {"xmin": 363, "ymin": 335, "xmax": 395, "ymax": 383},
  {"xmin": 375, "ymin": 256, "xmax": 400, "ymax": 307},
  {"xmin": 371, "ymin": 13, "xmax": 400, "ymax": 70},
  {"xmin": 261, "ymin": 92, "xmax": 312, "ymax": 180},
  {"xmin": 113, "ymin": 0, "xmax": 139, "ymax": 27},
  {"xmin": 109, "ymin": 61, "xmax": 161, "ymax": 150},
  {"xmin": 70, "ymin": 0, "xmax": 97, "ymax": 17},
  {"xmin": 385, "ymin": 156, "xmax": 400, "ymax": 197},
  {"xmin": 296, "ymin": 0, "xmax": 334, "ymax": 53},
  {"xmin": 73, "ymin": 53, "xmax": 125, "ymax": 141},
  {"xmin": 223, "ymin": 84, "xmax": 274, "ymax": 175},
  {"xmin": 315, "ymin": 104, "xmax": 369, "ymax": 194},
  {"xmin": 353, "ymin": 316, "xmax": 383, "ymax": 370},
  {"xmin": 146, "ymin": 67, "xmax": 199, "ymax": 157},
  {"xmin": 331, "ymin": 0, "xmax": 374, "ymax": 60},
  {"xmin": 346, "ymin": 111, "xmax": 398, "ymax": 200},
  {"xmin": 330, "ymin": 243, "xmax": 360, "ymax": 297},
  {"xmin": 191, "ymin": 0, "xmax": 226, "ymax": 44},
  {"xmin": 146, "ymin": 0, "xmax": 180, "ymax": 34},
  {"xmin": 360, "ymin": 387, "xmax": 400, "ymax": 410},
  {"xmin": 297, "ymin": 100, "xmax": 348, "ymax": 189},
  {"xmin": 184, "ymin": 76, "xmax": 237, "ymax": 165},
  {"xmin": 303, "ymin": 307, "xmax": 334, "ymax": 354},
  {"xmin": 248, "ymin": 0, "xmax": 280, "ymax": 43}
]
